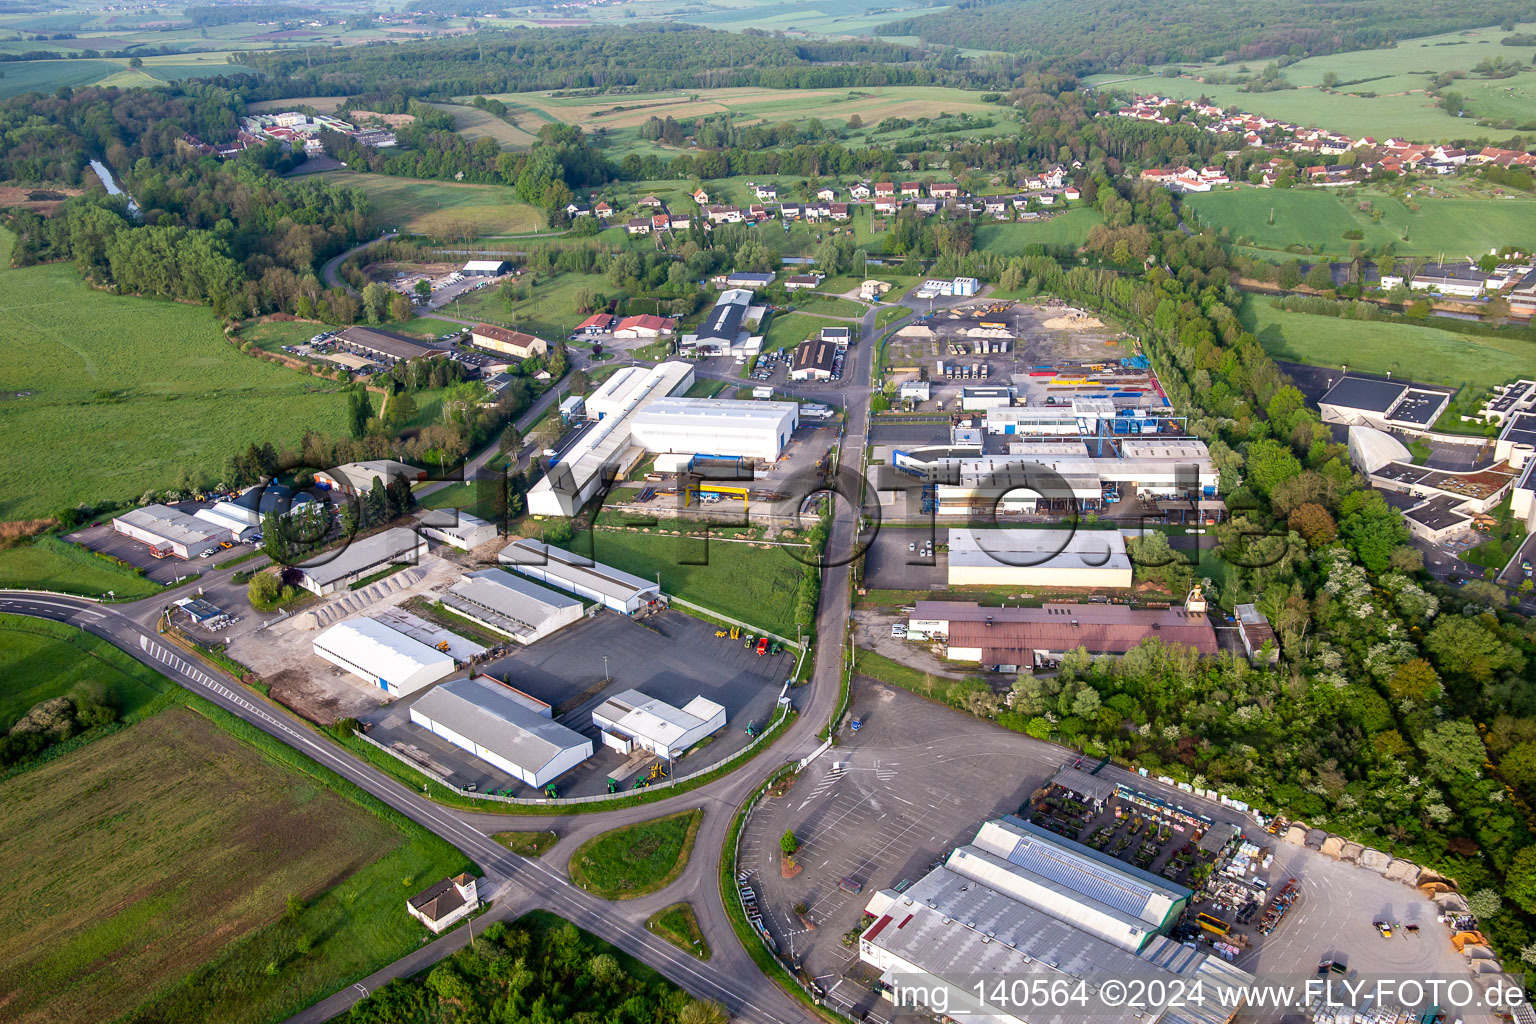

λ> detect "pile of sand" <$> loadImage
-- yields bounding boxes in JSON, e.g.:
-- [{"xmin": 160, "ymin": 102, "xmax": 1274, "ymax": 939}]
[{"xmin": 1042, "ymin": 314, "xmax": 1105, "ymax": 331}]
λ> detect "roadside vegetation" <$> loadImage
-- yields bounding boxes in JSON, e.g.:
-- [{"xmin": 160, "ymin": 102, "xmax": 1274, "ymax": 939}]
[
  {"xmin": 493, "ymin": 829, "xmax": 560, "ymax": 856},
  {"xmin": 647, "ymin": 902, "xmax": 712, "ymax": 959},
  {"xmin": 568, "ymin": 809, "xmax": 704, "ymax": 900}
]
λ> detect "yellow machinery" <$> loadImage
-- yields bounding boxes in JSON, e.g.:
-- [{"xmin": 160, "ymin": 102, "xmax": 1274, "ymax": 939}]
[
  {"xmin": 1450, "ymin": 930, "xmax": 1488, "ymax": 952},
  {"xmin": 1195, "ymin": 912, "xmax": 1230, "ymax": 936},
  {"xmin": 683, "ymin": 482, "xmax": 751, "ymax": 514}
]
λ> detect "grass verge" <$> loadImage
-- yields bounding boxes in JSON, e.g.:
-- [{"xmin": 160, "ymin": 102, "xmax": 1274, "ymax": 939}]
[
  {"xmin": 568, "ymin": 808, "xmax": 703, "ymax": 900},
  {"xmin": 493, "ymin": 829, "xmax": 560, "ymax": 856},
  {"xmin": 646, "ymin": 902, "xmax": 711, "ymax": 960}
]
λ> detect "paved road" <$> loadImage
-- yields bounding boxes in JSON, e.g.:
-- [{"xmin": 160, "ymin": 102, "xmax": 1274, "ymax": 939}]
[{"xmin": 0, "ymin": 291, "xmax": 920, "ymax": 1021}]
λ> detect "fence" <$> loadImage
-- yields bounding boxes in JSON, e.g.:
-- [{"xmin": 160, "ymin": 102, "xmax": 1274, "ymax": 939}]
[
  {"xmin": 353, "ymin": 697, "xmax": 792, "ymax": 807},
  {"xmin": 666, "ymin": 594, "xmax": 805, "ymax": 650}
]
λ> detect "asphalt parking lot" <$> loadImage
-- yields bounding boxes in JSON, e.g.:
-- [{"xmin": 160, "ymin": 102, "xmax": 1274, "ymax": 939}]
[
  {"xmin": 65, "ymin": 504, "xmax": 250, "ymax": 585},
  {"xmin": 861, "ymin": 524, "xmax": 944, "ymax": 590},
  {"xmin": 361, "ymin": 609, "xmax": 794, "ymax": 797},
  {"xmin": 738, "ymin": 680, "xmax": 1064, "ymax": 985}
]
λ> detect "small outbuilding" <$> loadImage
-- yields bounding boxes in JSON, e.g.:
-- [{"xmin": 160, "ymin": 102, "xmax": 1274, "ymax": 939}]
[{"xmin": 407, "ymin": 874, "xmax": 480, "ymax": 933}]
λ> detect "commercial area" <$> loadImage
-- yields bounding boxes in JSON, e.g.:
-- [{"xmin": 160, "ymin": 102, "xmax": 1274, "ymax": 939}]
[
  {"xmin": 946, "ymin": 527, "xmax": 1134, "ymax": 588},
  {"xmin": 470, "ymin": 323, "xmax": 548, "ymax": 360},
  {"xmin": 908, "ymin": 589, "xmax": 1218, "ymax": 669},
  {"xmin": 1318, "ymin": 375, "xmax": 1451, "ymax": 435},
  {"xmin": 294, "ymin": 527, "xmax": 427, "ymax": 595},
  {"xmin": 315, "ymin": 460, "xmax": 426, "ymax": 497},
  {"xmin": 112, "ymin": 503, "xmax": 229, "ymax": 560},
  {"xmin": 499, "ymin": 538, "xmax": 661, "ymax": 614},
  {"xmin": 591, "ymin": 689, "xmax": 727, "ymax": 759},
  {"xmin": 407, "ymin": 674, "xmax": 593, "ymax": 788},
  {"xmin": 312, "ymin": 615, "xmax": 455, "ymax": 698},
  {"xmin": 439, "ymin": 568, "xmax": 585, "ymax": 644}
]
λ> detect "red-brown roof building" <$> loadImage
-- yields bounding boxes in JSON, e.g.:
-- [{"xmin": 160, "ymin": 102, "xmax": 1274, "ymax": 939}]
[{"xmin": 908, "ymin": 600, "xmax": 1218, "ymax": 668}]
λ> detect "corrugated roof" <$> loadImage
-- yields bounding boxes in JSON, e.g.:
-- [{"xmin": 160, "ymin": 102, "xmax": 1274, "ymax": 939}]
[
  {"xmin": 946, "ymin": 528, "xmax": 1132, "ymax": 573},
  {"xmin": 297, "ymin": 527, "xmax": 423, "ymax": 589},
  {"xmin": 410, "ymin": 675, "xmax": 588, "ymax": 773},
  {"xmin": 501, "ymin": 538, "xmax": 658, "ymax": 603},
  {"xmin": 930, "ymin": 601, "xmax": 1218, "ymax": 657},
  {"xmin": 592, "ymin": 688, "xmax": 723, "ymax": 747},
  {"xmin": 116, "ymin": 504, "xmax": 225, "ymax": 546},
  {"xmin": 314, "ymin": 616, "xmax": 452, "ymax": 681}
]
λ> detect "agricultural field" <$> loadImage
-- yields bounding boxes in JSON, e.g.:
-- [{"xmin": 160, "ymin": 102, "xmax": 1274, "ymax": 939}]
[
  {"xmin": 1184, "ymin": 187, "xmax": 1536, "ymax": 258},
  {"xmin": 1093, "ymin": 23, "xmax": 1536, "ymax": 142},
  {"xmin": 0, "ymin": 612, "xmax": 168, "ymax": 730},
  {"xmin": 314, "ymin": 169, "xmax": 545, "ymax": 237},
  {"xmin": 0, "ymin": 230, "xmax": 351, "ymax": 521},
  {"xmin": 427, "ymin": 101, "xmax": 540, "ymax": 149},
  {"xmin": 0, "ymin": 52, "xmax": 258, "ymax": 99},
  {"xmin": 0, "ymin": 701, "xmax": 471, "ymax": 1024},
  {"xmin": 1241, "ymin": 294, "xmax": 1534, "ymax": 391},
  {"xmin": 974, "ymin": 208, "xmax": 1105, "ymax": 253},
  {"xmin": 565, "ymin": 528, "xmax": 808, "ymax": 637},
  {"xmin": 247, "ymin": 96, "xmax": 348, "ymax": 115},
  {"xmin": 490, "ymin": 0, "xmax": 944, "ymax": 37}
]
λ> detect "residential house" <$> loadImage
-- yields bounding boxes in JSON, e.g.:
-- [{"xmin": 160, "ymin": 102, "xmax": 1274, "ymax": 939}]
[
  {"xmin": 1063, "ymin": 187, "xmax": 1081, "ymax": 201},
  {"xmin": 900, "ymin": 182, "xmax": 922, "ymax": 198},
  {"xmin": 754, "ymin": 183, "xmax": 778, "ymax": 200},
  {"xmin": 849, "ymin": 182, "xmax": 872, "ymax": 200},
  {"xmin": 593, "ymin": 201, "xmax": 613, "ymax": 219},
  {"xmin": 829, "ymin": 203, "xmax": 850, "ymax": 221},
  {"xmin": 625, "ymin": 217, "xmax": 652, "ymax": 235},
  {"xmin": 930, "ymin": 182, "xmax": 959, "ymax": 199},
  {"xmin": 692, "ymin": 187, "xmax": 710, "ymax": 203},
  {"xmin": 780, "ymin": 202, "xmax": 803, "ymax": 220},
  {"xmin": 915, "ymin": 197, "xmax": 940, "ymax": 214},
  {"xmin": 705, "ymin": 205, "xmax": 742, "ymax": 225},
  {"xmin": 566, "ymin": 202, "xmax": 592, "ymax": 218},
  {"xmin": 816, "ymin": 186, "xmax": 837, "ymax": 201},
  {"xmin": 407, "ymin": 875, "xmax": 479, "ymax": 934},
  {"xmin": 747, "ymin": 203, "xmax": 768, "ymax": 221},
  {"xmin": 804, "ymin": 202, "xmax": 831, "ymax": 221},
  {"xmin": 873, "ymin": 182, "xmax": 895, "ymax": 198},
  {"xmin": 982, "ymin": 197, "xmax": 1009, "ymax": 218},
  {"xmin": 785, "ymin": 272, "xmax": 824, "ymax": 291},
  {"xmin": 670, "ymin": 213, "xmax": 691, "ymax": 230},
  {"xmin": 638, "ymin": 195, "xmax": 663, "ymax": 208},
  {"xmin": 874, "ymin": 197, "xmax": 899, "ymax": 215},
  {"xmin": 651, "ymin": 212, "xmax": 670, "ymax": 232}
]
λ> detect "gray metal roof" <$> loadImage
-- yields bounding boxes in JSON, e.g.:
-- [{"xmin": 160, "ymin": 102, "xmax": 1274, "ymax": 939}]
[
  {"xmin": 410, "ymin": 676, "xmax": 588, "ymax": 773},
  {"xmin": 297, "ymin": 527, "xmax": 422, "ymax": 589},
  {"xmin": 500, "ymin": 538, "xmax": 659, "ymax": 604}
]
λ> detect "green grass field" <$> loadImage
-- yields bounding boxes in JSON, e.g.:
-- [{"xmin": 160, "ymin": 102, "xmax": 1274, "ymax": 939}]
[
  {"xmin": 450, "ymin": 270, "xmax": 613, "ymax": 338},
  {"xmin": 567, "ymin": 809, "xmax": 702, "ymax": 900},
  {"xmin": 974, "ymin": 208, "xmax": 1104, "ymax": 253},
  {"xmin": 646, "ymin": 902, "xmax": 711, "ymax": 960},
  {"xmin": 428, "ymin": 101, "xmax": 539, "ymax": 149},
  {"xmin": 565, "ymin": 528, "xmax": 806, "ymax": 637},
  {"xmin": 0, "ymin": 535, "xmax": 164, "ymax": 600},
  {"xmin": 0, "ymin": 230, "xmax": 350, "ymax": 521},
  {"xmin": 764, "ymin": 312, "xmax": 844, "ymax": 351},
  {"xmin": 1185, "ymin": 187, "xmax": 1536, "ymax": 258},
  {"xmin": 1094, "ymin": 23, "xmax": 1536, "ymax": 141},
  {"xmin": 790, "ymin": 293, "xmax": 867, "ymax": 317},
  {"xmin": 1, "ymin": 701, "xmax": 471, "ymax": 1024},
  {"xmin": 314, "ymin": 169, "xmax": 544, "ymax": 237},
  {"xmin": 0, "ymin": 53, "xmax": 257, "ymax": 99},
  {"xmin": 493, "ymin": 829, "xmax": 559, "ymax": 856},
  {"xmin": 0, "ymin": 611, "xmax": 168, "ymax": 730},
  {"xmin": 1241, "ymin": 294, "xmax": 1535, "ymax": 390}
]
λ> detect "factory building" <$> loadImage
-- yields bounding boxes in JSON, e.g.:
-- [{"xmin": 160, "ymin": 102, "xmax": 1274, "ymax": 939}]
[
  {"xmin": 910, "ymin": 591, "xmax": 1218, "ymax": 668},
  {"xmin": 112, "ymin": 504, "xmax": 229, "ymax": 560},
  {"xmin": 293, "ymin": 527, "xmax": 428, "ymax": 595},
  {"xmin": 500, "ymin": 538, "xmax": 662, "ymax": 614},
  {"xmin": 416, "ymin": 510, "xmax": 498, "ymax": 551},
  {"xmin": 194, "ymin": 483, "xmax": 317, "ymax": 540},
  {"xmin": 461, "ymin": 259, "xmax": 509, "ymax": 276},
  {"xmin": 408, "ymin": 675, "xmax": 592, "ymax": 787},
  {"xmin": 334, "ymin": 326, "xmax": 439, "ymax": 365},
  {"xmin": 1318, "ymin": 375, "xmax": 1450, "ymax": 435},
  {"xmin": 790, "ymin": 338, "xmax": 838, "ymax": 381},
  {"xmin": 315, "ymin": 460, "xmax": 425, "ymax": 497},
  {"xmin": 527, "ymin": 361, "xmax": 695, "ymax": 516},
  {"xmin": 470, "ymin": 323, "xmax": 548, "ymax": 361},
  {"xmin": 632, "ymin": 398, "xmax": 797, "ymax": 462},
  {"xmin": 313, "ymin": 616, "xmax": 454, "ymax": 697},
  {"xmin": 591, "ymin": 688, "xmax": 726, "ymax": 759},
  {"xmin": 946, "ymin": 527, "xmax": 1134, "ymax": 589},
  {"xmin": 682, "ymin": 289, "xmax": 755, "ymax": 357},
  {"xmin": 439, "ymin": 568, "xmax": 584, "ymax": 644},
  {"xmin": 857, "ymin": 817, "xmax": 1247, "ymax": 1024}
]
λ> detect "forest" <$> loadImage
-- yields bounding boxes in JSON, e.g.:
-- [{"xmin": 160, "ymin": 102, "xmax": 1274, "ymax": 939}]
[
  {"xmin": 241, "ymin": 26, "xmax": 956, "ymax": 103},
  {"xmin": 881, "ymin": 0, "xmax": 1536, "ymax": 69},
  {"xmin": 346, "ymin": 913, "xmax": 728, "ymax": 1024}
]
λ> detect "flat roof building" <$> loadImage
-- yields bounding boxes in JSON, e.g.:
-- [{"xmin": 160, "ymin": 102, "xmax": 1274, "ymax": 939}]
[
  {"xmin": 910, "ymin": 597, "xmax": 1218, "ymax": 666},
  {"xmin": 335, "ymin": 326, "xmax": 437, "ymax": 364},
  {"xmin": 631, "ymin": 397, "xmax": 797, "ymax": 462},
  {"xmin": 500, "ymin": 537, "xmax": 661, "ymax": 614},
  {"xmin": 592, "ymin": 688, "xmax": 726, "ymax": 759},
  {"xmin": 462, "ymin": 259, "xmax": 509, "ymax": 275},
  {"xmin": 440, "ymin": 568, "xmax": 584, "ymax": 644},
  {"xmin": 112, "ymin": 504, "xmax": 229, "ymax": 560},
  {"xmin": 408, "ymin": 675, "xmax": 593, "ymax": 788},
  {"xmin": 313, "ymin": 615, "xmax": 454, "ymax": 698},
  {"xmin": 946, "ymin": 528, "xmax": 1133, "ymax": 589},
  {"xmin": 1319, "ymin": 375, "xmax": 1450, "ymax": 434},
  {"xmin": 294, "ymin": 527, "xmax": 428, "ymax": 595}
]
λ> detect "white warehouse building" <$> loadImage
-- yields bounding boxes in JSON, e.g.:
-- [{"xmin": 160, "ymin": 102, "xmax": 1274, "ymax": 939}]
[
  {"xmin": 312, "ymin": 616, "xmax": 455, "ymax": 698},
  {"xmin": 592, "ymin": 689, "xmax": 726, "ymax": 759},
  {"xmin": 500, "ymin": 538, "xmax": 662, "ymax": 614},
  {"xmin": 947, "ymin": 527, "xmax": 1134, "ymax": 589},
  {"xmin": 112, "ymin": 504, "xmax": 229, "ymax": 560},
  {"xmin": 631, "ymin": 398, "xmax": 798, "ymax": 462},
  {"xmin": 439, "ymin": 568, "xmax": 584, "ymax": 644},
  {"xmin": 408, "ymin": 675, "xmax": 592, "ymax": 788}
]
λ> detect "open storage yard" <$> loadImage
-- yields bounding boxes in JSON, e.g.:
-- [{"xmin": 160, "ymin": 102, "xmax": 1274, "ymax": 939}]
[
  {"xmin": 0, "ymin": 229, "xmax": 350, "ymax": 521},
  {"xmin": 0, "ymin": 703, "xmax": 470, "ymax": 1024}
]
